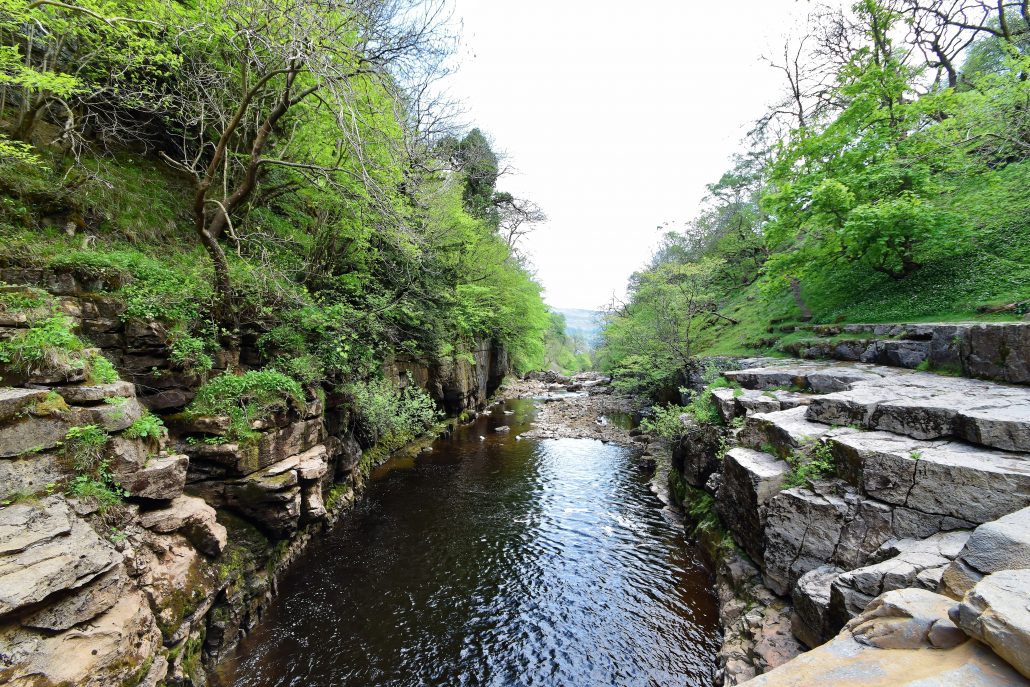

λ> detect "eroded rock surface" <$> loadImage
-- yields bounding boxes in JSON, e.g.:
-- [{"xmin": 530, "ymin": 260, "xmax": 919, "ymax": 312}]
[
  {"xmin": 0, "ymin": 497, "xmax": 121, "ymax": 617},
  {"xmin": 746, "ymin": 588, "xmax": 1027, "ymax": 686},
  {"xmin": 953, "ymin": 569, "xmax": 1030, "ymax": 679}
]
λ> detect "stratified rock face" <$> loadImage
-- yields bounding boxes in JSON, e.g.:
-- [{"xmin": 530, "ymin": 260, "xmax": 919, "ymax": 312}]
[
  {"xmin": 746, "ymin": 588, "xmax": 1028, "ymax": 687},
  {"xmin": 0, "ymin": 497, "xmax": 122, "ymax": 618},
  {"xmin": 672, "ymin": 423, "xmax": 725, "ymax": 488},
  {"xmin": 953, "ymin": 569, "xmax": 1030, "ymax": 679},
  {"xmin": 830, "ymin": 431, "xmax": 1030, "ymax": 524},
  {"xmin": 717, "ymin": 448, "xmax": 788, "ymax": 563},
  {"xmin": 807, "ymin": 373, "xmax": 1030, "ymax": 452},
  {"xmin": 775, "ymin": 322, "xmax": 1030, "ymax": 384},
  {"xmin": 940, "ymin": 506, "xmax": 1030, "ymax": 599},
  {"xmin": 21, "ymin": 566, "xmax": 125, "ymax": 631},
  {"xmin": 963, "ymin": 323, "xmax": 1030, "ymax": 384},
  {"xmin": 761, "ymin": 482, "xmax": 901, "ymax": 596}
]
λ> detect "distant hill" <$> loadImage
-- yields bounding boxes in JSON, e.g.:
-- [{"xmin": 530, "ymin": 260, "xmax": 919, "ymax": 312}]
[{"xmin": 553, "ymin": 307, "xmax": 603, "ymax": 347}]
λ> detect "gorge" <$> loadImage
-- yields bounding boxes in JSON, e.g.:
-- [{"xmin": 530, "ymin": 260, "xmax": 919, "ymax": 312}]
[{"xmin": 2, "ymin": 0, "xmax": 1030, "ymax": 685}]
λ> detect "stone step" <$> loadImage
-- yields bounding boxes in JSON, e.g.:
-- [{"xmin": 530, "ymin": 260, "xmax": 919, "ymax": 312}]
[
  {"xmin": 711, "ymin": 386, "xmax": 811, "ymax": 424},
  {"xmin": 829, "ymin": 431, "xmax": 1030, "ymax": 524},
  {"xmin": 715, "ymin": 448, "xmax": 790, "ymax": 563},
  {"xmin": 725, "ymin": 362, "xmax": 907, "ymax": 394},
  {"xmin": 738, "ymin": 406, "xmax": 856, "ymax": 459},
  {"xmin": 807, "ymin": 373, "xmax": 1030, "ymax": 452},
  {"xmin": 788, "ymin": 321, "xmax": 1030, "ymax": 384}
]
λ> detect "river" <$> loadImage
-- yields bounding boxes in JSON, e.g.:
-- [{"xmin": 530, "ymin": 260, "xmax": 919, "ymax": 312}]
[{"xmin": 212, "ymin": 396, "xmax": 719, "ymax": 687}]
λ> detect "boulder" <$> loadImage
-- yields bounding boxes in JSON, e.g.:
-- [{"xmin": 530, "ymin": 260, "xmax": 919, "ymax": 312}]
[
  {"xmin": 717, "ymin": 448, "xmax": 789, "ymax": 562},
  {"xmin": 0, "ymin": 452, "xmax": 66, "ymax": 500},
  {"xmin": 792, "ymin": 565, "xmax": 843, "ymax": 648},
  {"xmin": 0, "ymin": 387, "xmax": 50, "ymax": 423},
  {"xmin": 109, "ymin": 437, "xmax": 187, "ymax": 500},
  {"xmin": 0, "ymin": 413, "xmax": 72, "ymax": 458},
  {"xmin": 847, "ymin": 588, "xmax": 968, "ymax": 650},
  {"xmin": 940, "ymin": 506, "xmax": 1030, "ymax": 599},
  {"xmin": 952, "ymin": 569, "xmax": 1030, "ymax": 679},
  {"xmin": 0, "ymin": 497, "xmax": 122, "ymax": 617},
  {"xmin": 51, "ymin": 380, "xmax": 135, "ymax": 405},
  {"xmin": 138, "ymin": 495, "xmax": 227, "ymax": 557},
  {"xmin": 745, "ymin": 588, "xmax": 1025, "ymax": 687}
]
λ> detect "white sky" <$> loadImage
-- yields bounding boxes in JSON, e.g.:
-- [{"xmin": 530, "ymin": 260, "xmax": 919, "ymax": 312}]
[{"xmin": 442, "ymin": 0, "xmax": 832, "ymax": 310}]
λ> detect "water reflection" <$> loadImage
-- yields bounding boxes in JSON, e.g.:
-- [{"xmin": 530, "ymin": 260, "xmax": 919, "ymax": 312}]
[{"xmin": 212, "ymin": 399, "xmax": 718, "ymax": 687}]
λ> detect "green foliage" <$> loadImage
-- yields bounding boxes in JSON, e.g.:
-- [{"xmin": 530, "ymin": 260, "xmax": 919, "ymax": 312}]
[
  {"xmin": 601, "ymin": 1, "xmax": 1030, "ymax": 371},
  {"xmin": 64, "ymin": 423, "xmax": 127, "ymax": 510},
  {"xmin": 31, "ymin": 390, "xmax": 68, "ymax": 416},
  {"xmin": 540, "ymin": 311, "xmax": 592, "ymax": 374},
  {"xmin": 346, "ymin": 376, "xmax": 441, "ymax": 459},
  {"xmin": 783, "ymin": 443, "xmax": 836, "ymax": 489},
  {"xmin": 0, "ymin": 315, "xmax": 83, "ymax": 375},
  {"xmin": 168, "ymin": 328, "xmax": 214, "ymax": 377},
  {"xmin": 64, "ymin": 424, "xmax": 108, "ymax": 473},
  {"xmin": 186, "ymin": 370, "xmax": 304, "ymax": 442},
  {"xmin": 123, "ymin": 411, "xmax": 167, "ymax": 445},
  {"xmin": 640, "ymin": 404, "xmax": 690, "ymax": 440},
  {"xmin": 85, "ymin": 352, "xmax": 120, "ymax": 384}
]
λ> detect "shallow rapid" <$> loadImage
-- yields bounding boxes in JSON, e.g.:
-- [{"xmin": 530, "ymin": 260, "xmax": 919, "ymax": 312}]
[{"xmin": 212, "ymin": 398, "xmax": 719, "ymax": 687}]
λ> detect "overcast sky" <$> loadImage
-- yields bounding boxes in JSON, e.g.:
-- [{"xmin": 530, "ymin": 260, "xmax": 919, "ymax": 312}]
[{"xmin": 441, "ymin": 0, "xmax": 835, "ymax": 310}]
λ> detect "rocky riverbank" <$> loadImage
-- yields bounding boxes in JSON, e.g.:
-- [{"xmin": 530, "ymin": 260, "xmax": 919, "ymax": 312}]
[
  {"xmin": 0, "ymin": 271, "xmax": 512, "ymax": 687},
  {"xmin": 500, "ymin": 372, "xmax": 641, "ymax": 445},
  {"xmin": 662, "ymin": 321, "xmax": 1030, "ymax": 686}
]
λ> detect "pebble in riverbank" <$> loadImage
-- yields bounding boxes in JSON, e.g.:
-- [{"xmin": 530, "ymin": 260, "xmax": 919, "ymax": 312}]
[{"xmin": 500, "ymin": 373, "xmax": 643, "ymax": 446}]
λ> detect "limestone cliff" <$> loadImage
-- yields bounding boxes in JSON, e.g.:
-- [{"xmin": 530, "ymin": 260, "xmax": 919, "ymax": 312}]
[{"xmin": 0, "ymin": 270, "xmax": 508, "ymax": 686}]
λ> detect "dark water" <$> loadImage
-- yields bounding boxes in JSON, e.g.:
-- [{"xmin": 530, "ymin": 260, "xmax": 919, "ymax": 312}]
[{"xmin": 212, "ymin": 399, "xmax": 719, "ymax": 687}]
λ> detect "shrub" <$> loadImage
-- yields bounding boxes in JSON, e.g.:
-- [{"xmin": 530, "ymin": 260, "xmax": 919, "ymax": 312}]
[
  {"xmin": 64, "ymin": 424, "xmax": 127, "ymax": 511},
  {"xmin": 64, "ymin": 424, "xmax": 109, "ymax": 473},
  {"xmin": 640, "ymin": 404, "xmax": 691, "ymax": 440},
  {"xmin": 186, "ymin": 370, "xmax": 305, "ymax": 441},
  {"xmin": 346, "ymin": 375, "xmax": 441, "ymax": 456},
  {"xmin": 168, "ymin": 329, "xmax": 214, "ymax": 377}
]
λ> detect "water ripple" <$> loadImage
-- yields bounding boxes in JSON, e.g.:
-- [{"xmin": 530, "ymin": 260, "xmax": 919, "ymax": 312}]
[{"xmin": 213, "ymin": 399, "xmax": 719, "ymax": 687}]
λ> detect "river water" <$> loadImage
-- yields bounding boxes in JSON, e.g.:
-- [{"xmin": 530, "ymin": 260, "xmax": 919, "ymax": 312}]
[{"xmin": 212, "ymin": 398, "xmax": 719, "ymax": 687}]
